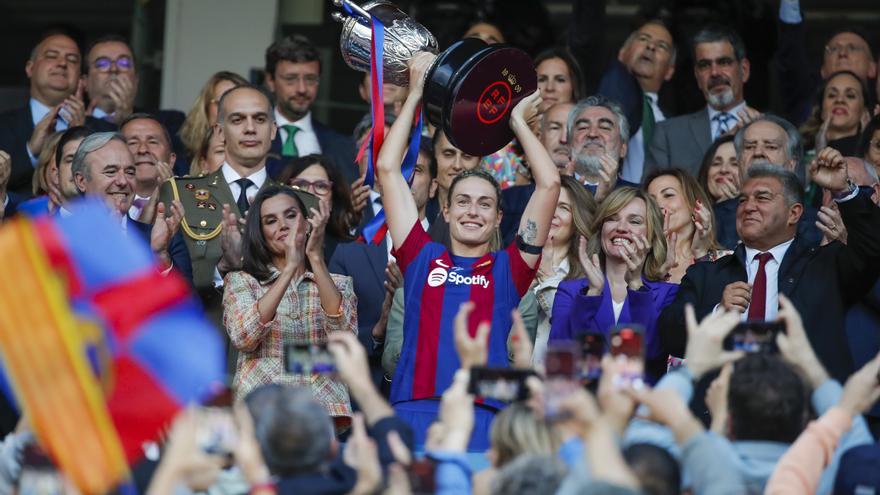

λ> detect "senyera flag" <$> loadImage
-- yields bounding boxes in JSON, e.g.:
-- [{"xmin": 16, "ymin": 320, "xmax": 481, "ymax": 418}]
[{"xmin": 0, "ymin": 200, "xmax": 225, "ymax": 494}]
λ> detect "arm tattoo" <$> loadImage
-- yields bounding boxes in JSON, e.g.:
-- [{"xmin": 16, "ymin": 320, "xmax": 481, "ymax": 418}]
[{"xmin": 520, "ymin": 220, "xmax": 538, "ymax": 244}]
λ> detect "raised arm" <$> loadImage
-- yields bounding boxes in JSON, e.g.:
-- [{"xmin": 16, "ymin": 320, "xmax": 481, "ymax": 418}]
[
  {"xmin": 512, "ymin": 91, "xmax": 561, "ymax": 267},
  {"xmin": 376, "ymin": 53, "xmax": 435, "ymax": 250}
]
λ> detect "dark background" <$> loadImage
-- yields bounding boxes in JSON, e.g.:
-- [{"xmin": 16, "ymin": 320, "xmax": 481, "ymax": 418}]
[{"xmin": 0, "ymin": 0, "xmax": 877, "ymax": 135}]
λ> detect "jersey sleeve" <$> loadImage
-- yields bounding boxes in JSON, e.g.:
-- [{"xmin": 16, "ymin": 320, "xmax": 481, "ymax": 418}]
[
  {"xmin": 505, "ymin": 241, "xmax": 539, "ymax": 298},
  {"xmin": 390, "ymin": 219, "xmax": 432, "ymax": 274}
]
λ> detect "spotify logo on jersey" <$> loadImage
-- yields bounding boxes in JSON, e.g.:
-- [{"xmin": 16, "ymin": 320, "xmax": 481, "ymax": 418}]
[{"xmin": 427, "ymin": 267, "xmax": 449, "ymax": 287}]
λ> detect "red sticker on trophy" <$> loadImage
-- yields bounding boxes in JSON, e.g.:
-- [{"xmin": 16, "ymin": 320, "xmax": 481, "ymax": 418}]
[{"xmin": 476, "ymin": 81, "xmax": 512, "ymax": 125}]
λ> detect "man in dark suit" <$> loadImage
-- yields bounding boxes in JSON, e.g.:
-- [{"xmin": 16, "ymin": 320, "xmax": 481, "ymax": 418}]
[
  {"xmin": 598, "ymin": 20, "xmax": 676, "ymax": 184},
  {"xmin": 262, "ymin": 35, "xmax": 357, "ymax": 184},
  {"xmin": 70, "ymin": 131, "xmax": 192, "ymax": 282},
  {"xmin": 644, "ymin": 25, "xmax": 753, "ymax": 180},
  {"xmin": 0, "ymin": 31, "xmax": 115, "ymax": 197},
  {"xmin": 82, "ymin": 35, "xmax": 189, "ymax": 176},
  {"xmin": 658, "ymin": 151, "xmax": 880, "ymax": 383}
]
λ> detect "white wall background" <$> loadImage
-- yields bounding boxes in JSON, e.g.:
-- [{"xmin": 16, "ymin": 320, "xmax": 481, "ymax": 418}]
[{"xmin": 160, "ymin": 0, "xmax": 279, "ymax": 111}]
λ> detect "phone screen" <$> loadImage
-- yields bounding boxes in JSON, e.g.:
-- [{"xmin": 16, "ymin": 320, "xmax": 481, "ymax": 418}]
[
  {"xmin": 284, "ymin": 343, "xmax": 337, "ymax": 375},
  {"xmin": 468, "ymin": 367, "xmax": 533, "ymax": 402},
  {"xmin": 724, "ymin": 322, "xmax": 783, "ymax": 353},
  {"xmin": 408, "ymin": 459, "xmax": 437, "ymax": 494},
  {"xmin": 196, "ymin": 407, "xmax": 238, "ymax": 458},
  {"xmin": 610, "ymin": 325, "xmax": 645, "ymax": 390},
  {"xmin": 577, "ymin": 332, "xmax": 606, "ymax": 383}
]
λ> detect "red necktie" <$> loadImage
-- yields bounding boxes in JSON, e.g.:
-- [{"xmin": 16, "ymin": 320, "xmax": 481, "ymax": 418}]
[{"xmin": 747, "ymin": 252, "xmax": 774, "ymax": 321}]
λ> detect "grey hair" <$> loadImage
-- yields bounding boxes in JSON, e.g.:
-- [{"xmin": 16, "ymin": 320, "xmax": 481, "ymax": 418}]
[
  {"xmin": 745, "ymin": 163, "xmax": 804, "ymax": 208},
  {"xmin": 567, "ymin": 95, "xmax": 630, "ymax": 145},
  {"xmin": 692, "ymin": 24, "xmax": 747, "ymax": 61},
  {"xmin": 734, "ymin": 114, "xmax": 804, "ymax": 174},
  {"xmin": 248, "ymin": 385, "xmax": 334, "ymax": 476},
  {"xmin": 491, "ymin": 454, "xmax": 567, "ymax": 495},
  {"xmin": 71, "ymin": 132, "xmax": 126, "ymax": 181},
  {"xmin": 216, "ymin": 84, "xmax": 275, "ymax": 125},
  {"xmin": 861, "ymin": 158, "xmax": 880, "ymax": 184},
  {"xmin": 624, "ymin": 20, "xmax": 677, "ymax": 67}
]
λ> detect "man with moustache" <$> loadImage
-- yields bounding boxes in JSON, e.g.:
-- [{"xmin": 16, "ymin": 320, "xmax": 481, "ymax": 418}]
[
  {"xmin": 644, "ymin": 25, "xmax": 753, "ymax": 179},
  {"xmin": 776, "ymin": 0, "xmax": 876, "ymax": 125},
  {"xmin": 70, "ymin": 131, "xmax": 191, "ymax": 282},
  {"xmin": 263, "ymin": 35, "xmax": 357, "ymax": 183},
  {"xmin": 598, "ymin": 20, "xmax": 676, "ymax": 183}
]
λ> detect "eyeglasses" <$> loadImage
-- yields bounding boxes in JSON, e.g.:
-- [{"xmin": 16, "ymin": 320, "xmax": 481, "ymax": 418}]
[
  {"xmin": 289, "ymin": 178, "xmax": 333, "ymax": 195},
  {"xmin": 825, "ymin": 43, "xmax": 866, "ymax": 55},
  {"xmin": 92, "ymin": 56, "xmax": 133, "ymax": 72}
]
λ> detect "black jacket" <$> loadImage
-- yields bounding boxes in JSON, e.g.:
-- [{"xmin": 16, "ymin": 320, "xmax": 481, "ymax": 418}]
[{"xmin": 659, "ymin": 191, "xmax": 880, "ymax": 382}]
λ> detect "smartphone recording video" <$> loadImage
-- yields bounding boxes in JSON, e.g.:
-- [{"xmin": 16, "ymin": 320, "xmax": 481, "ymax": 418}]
[
  {"xmin": 468, "ymin": 367, "xmax": 534, "ymax": 402},
  {"xmin": 576, "ymin": 331, "xmax": 607, "ymax": 384},
  {"xmin": 196, "ymin": 407, "xmax": 238, "ymax": 458},
  {"xmin": 609, "ymin": 325, "xmax": 645, "ymax": 390},
  {"xmin": 724, "ymin": 321, "xmax": 784, "ymax": 353},
  {"xmin": 408, "ymin": 458, "xmax": 437, "ymax": 494},
  {"xmin": 543, "ymin": 343, "xmax": 581, "ymax": 420},
  {"xmin": 284, "ymin": 343, "xmax": 337, "ymax": 375}
]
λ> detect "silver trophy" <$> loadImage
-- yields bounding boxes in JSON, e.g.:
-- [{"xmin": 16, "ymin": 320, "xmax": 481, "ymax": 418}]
[
  {"xmin": 331, "ymin": 0, "xmax": 438, "ymax": 87},
  {"xmin": 331, "ymin": 0, "xmax": 537, "ymax": 156}
]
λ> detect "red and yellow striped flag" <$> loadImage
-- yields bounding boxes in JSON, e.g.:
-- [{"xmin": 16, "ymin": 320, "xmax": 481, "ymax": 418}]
[{"xmin": 0, "ymin": 218, "xmax": 130, "ymax": 494}]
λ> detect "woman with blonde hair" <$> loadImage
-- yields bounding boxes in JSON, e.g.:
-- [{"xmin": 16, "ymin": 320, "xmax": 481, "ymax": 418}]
[
  {"xmin": 179, "ymin": 71, "xmax": 248, "ymax": 159},
  {"xmin": 549, "ymin": 187, "xmax": 678, "ymax": 380}
]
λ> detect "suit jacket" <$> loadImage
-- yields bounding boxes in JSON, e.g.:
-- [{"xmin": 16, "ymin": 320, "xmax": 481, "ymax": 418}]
[
  {"xmin": 328, "ymin": 239, "xmax": 388, "ymax": 356},
  {"xmin": 644, "ymin": 108, "xmax": 712, "ymax": 181},
  {"xmin": 128, "ymin": 215, "xmax": 194, "ymax": 284},
  {"xmin": 658, "ymin": 191, "xmax": 880, "ymax": 382},
  {"xmin": 266, "ymin": 119, "xmax": 358, "ymax": 185},
  {"xmin": 0, "ymin": 105, "xmax": 115, "ymax": 196}
]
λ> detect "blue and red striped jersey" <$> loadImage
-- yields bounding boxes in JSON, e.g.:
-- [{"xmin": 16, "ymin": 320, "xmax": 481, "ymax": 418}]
[{"xmin": 390, "ymin": 221, "xmax": 537, "ymax": 404}]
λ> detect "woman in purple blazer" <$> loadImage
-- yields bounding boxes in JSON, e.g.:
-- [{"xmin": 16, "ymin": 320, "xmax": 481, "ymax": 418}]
[{"xmin": 549, "ymin": 187, "xmax": 678, "ymax": 380}]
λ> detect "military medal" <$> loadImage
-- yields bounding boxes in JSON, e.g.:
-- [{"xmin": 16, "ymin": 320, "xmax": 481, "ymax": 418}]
[
  {"xmin": 185, "ymin": 183, "xmax": 195, "ymax": 190},
  {"xmin": 207, "ymin": 203, "xmax": 217, "ymax": 211},
  {"xmin": 195, "ymin": 189, "xmax": 210, "ymax": 201}
]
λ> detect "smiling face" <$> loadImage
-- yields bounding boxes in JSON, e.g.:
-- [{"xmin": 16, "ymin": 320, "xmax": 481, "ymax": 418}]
[
  {"xmin": 549, "ymin": 187, "xmax": 574, "ymax": 246},
  {"xmin": 647, "ymin": 175, "xmax": 690, "ymax": 234},
  {"xmin": 570, "ymin": 105, "xmax": 626, "ymax": 177},
  {"xmin": 601, "ymin": 197, "xmax": 648, "ymax": 260},
  {"xmin": 443, "ymin": 176, "xmax": 501, "ymax": 248},
  {"xmin": 122, "ymin": 118, "xmax": 176, "ymax": 192},
  {"xmin": 260, "ymin": 193, "xmax": 307, "ymax": 259},
  {"xmin": 821, "ymin": 72, "xmax": 864, "ymax": 137},
  {"xmin": 218, "ymin": 87, "xmax": 276, "ymax": 169},
  {"xmin": 736, "ymin": 176, "xmax": 801, "ymax": 250},
  {"xmin": 706, "ymin": 141, "xmax": 740, "ymax": 200},
  {"xmin": 266, "ymin": 60, "xmax": 320, "ymax": 122},
  {"xmin": 693, "ymin": 41, "xmax": 749, "ymax": 111},
  {"xmin": 536, "ymin": 57, "xmax": 574, "ymax": 112},
  {"xmin": 75, "ymin": 139, "xmax": 136, "ymax": 215}
]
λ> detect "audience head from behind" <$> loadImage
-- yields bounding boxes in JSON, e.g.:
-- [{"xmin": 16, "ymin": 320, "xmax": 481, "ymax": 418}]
[
  {"xmin": 736, "ymin": 163, "xmax": 804, "ymax": 252},
  {"xmin": 215, "ymin": 85, "xmax": 277, "ymax": 171},
  {"xmin": 487, "ymin": 403, "xmax": 558, "ymax": 469},
  {"xmin": 490, "ymin": 454, "xmax": 567, "ymax": 495},
  {"xmin": 534, "ymin": 48, "xmax": 584, "ymax": 113},
  {"xmin": 71, "ymin": 132, "xmax": 135, "ymax": 216},
  {"xmin": 691, "ymin": 25, "xmax": 749, "ymax": 113},
  {"xmin": 83, "ymin": 35, "xmax": 137, "ymax": 118},
  {"xmin": 244, "ymin": 384, "xmax": 337, "ymax": 477},
  {"xmin": 734, "ymin": 114, "xmax": 802, "ymax": 174},
  {"xmin": 727, "ymin": 354, "xmax": 810, "ymax": 443},
  {"xmin": 623, "ymin": 443, "xmax": 681, "ymax": 495},
  {"xmin": 264, "ymin": 35, "xmax": 321, "ymax": 123},
  {"xmin": 618, "ymin": 20, "xmax": 676, "ymax": 94},
  {"xmin": 820, "ymin": 28, "xmax": 876, "ymax": 81},
  {"xmin": 27, "ymin": 30, "xmax": 81, "ymax": 107},
  {"xmin": 540, "ymin": 102, "xmax": 575, "ymax": 174},
  {"xmin": 567, "ymin": 95, "xmax": 629, "ymax": 184},
  {"xmin": 120, "ymin": 113, "xmax": 176, "ymax": 198}
]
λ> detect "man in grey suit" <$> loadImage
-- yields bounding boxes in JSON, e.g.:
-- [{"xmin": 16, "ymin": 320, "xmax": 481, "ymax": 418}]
[{"xmin": 644, "ymin": 25, "xmax": 753, "ymax": 180}]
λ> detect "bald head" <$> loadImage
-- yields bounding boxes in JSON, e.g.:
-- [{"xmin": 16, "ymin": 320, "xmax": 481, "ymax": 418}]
[{"xmin": 541, "ymin": 102, "xmax": 574, "ymax": 173}]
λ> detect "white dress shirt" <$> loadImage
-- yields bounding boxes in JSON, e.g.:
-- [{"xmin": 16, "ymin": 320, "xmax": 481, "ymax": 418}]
[
  {"xmin": 743, "ymin": 238, "xmax": 794, "ymax": 321},
  {"xmin": 621, "ymin": 92, "xmax": 666, "ymax": 183},
  {"xmin": 27, "ymin": 98, "xmax": 70, "ymax": 166},
  {"xmin": 128, "ymin": 194, "xmax": 151, "ymax": 221},
  {"xmin": 708, "ymin": 101, "xmax": 747, "ymax": 141},
  {"xmin": 222, "ymin": 162, "xmax": 267, "ymax": 204},
  {"xmin": 275, "ymin": 110, "xmax": 321, "ymax": 157}
]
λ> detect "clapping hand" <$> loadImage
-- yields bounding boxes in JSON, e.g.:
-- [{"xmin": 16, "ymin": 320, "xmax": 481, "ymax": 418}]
[
  {"xmin": 218, "ymin": 204, "xmax": 245, "ymax": 273},
  {"xmin": 691, "ymin": 199, "xmax": 712, "ymax": 259},
  {"xmin": 809, "ymin": 146, "xmax": 849, "ymax": 194},
  {"xmin": 578, "ymin": 236, "xmax": 605, "ymax": 296},
  {"xmin": 594, "ymin": 153, "xmax": 618, "ymax": 202},
  {"xmin": 304, "ymin": 199, "xmax": 331, "ymax": 263},
  {"xmin": 620, "ymin": 233, "xmax": 650, "ymax": 291},
  {"xmin": 150, "ymin": 200, "xmax": 185, "ymax": 268}
]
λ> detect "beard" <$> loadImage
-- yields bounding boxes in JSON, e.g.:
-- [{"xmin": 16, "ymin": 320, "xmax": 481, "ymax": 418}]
[
  {"xmin": 707, "ymin": 87, "xmax": 735, "ymax": 109},
  {"xmin": 573, "ymin": 147, "xmax": 619, "ymax": 180}
]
